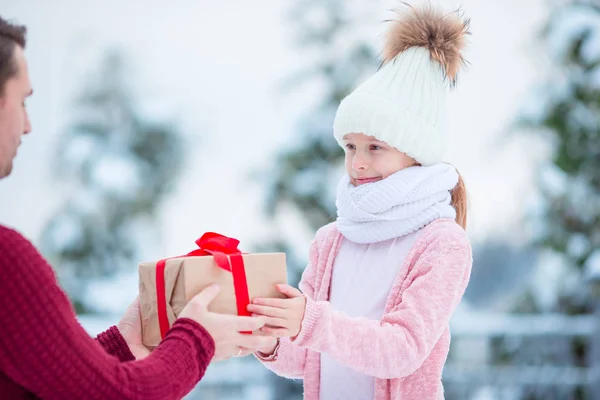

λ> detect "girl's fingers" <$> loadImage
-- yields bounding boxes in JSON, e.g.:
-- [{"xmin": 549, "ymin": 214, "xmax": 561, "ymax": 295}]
[
  {"xmin": 251, "ymin": 297, "xmax": 289, "ymax": 308},
  {"xmin": 247, "ymin": 304, "xmax": 286, "ymax": 318},
  {"xmin": 276, "ymin": 284, "xmax": 303, "ymax": 298}
]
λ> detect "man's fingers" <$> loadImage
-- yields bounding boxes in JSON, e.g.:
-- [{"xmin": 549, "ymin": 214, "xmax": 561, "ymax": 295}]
[
  {"xmin": 238, "ymin": 347, "xmax": 254, "ymax": 357},
  {"xmin": 256, "ymin": 315, "xmax": 287, "ymax": 329},
  {"xmin": 227, "ymin": 315, "xmax": 267, "ymax": 332},
  {"xmin": 190, "ymin": 284, "xmax": 221, "ymax": 310},
  {"xmin": 235, "ymin": 333, "xmax": 276, "ymax": 349},
  {"xmin": 260, "ymin": 326, "xmax": 289, "ymax": 337}
]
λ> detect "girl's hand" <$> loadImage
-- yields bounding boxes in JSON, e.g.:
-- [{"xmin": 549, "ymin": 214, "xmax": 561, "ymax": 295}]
[{"xmin": 247, "ymin": 284, "xmax": 306, "ymax": 338}]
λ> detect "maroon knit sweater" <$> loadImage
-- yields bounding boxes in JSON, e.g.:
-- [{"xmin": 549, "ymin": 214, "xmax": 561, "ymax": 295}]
[{"xmin": 0, "ymin": 224, "xmax": 215, "ymax": 399}]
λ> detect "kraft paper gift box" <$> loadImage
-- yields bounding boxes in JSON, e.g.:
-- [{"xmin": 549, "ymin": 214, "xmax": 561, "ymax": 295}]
[{"xmin": 139, "ymin": 232, "xmax": 287, "ymax": 348}]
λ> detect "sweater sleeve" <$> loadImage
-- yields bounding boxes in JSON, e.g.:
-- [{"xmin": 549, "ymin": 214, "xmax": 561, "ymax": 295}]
[
  {"xmin": 291, "ymin": 227, "xmax": 473, "ymax": 379},
  {"xmin": 0, "ymin": 226, "xmax": 215, "ymax": 400},
  {"xmin": 95, "ymin": 326, "xmax": 136, "ymax": 362}
]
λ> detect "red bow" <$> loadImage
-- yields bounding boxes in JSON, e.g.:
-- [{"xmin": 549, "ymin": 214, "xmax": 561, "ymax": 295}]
[{"xmin": 156, "ymin": 232, "xmax": 250, "ymax": 339}]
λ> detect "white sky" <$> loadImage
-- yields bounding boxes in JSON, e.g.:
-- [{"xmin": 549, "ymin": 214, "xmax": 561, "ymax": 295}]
[{"xmin": 0, "ymin": 0, "xmax": 550, "ymax": 264}]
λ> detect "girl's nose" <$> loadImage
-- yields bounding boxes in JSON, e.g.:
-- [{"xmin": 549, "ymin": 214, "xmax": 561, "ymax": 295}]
[{"xmin": 352, "ymin": 152, "xmax": 368, "ymax": 171}]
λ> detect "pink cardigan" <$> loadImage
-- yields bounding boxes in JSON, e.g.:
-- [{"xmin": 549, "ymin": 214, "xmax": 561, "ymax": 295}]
[{"xmin": 257, "ymin": 218, "xmax": 473, "ymax": 400}]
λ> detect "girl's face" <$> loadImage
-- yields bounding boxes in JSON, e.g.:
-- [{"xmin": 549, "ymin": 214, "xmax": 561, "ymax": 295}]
[{"xmin": 343, "ymin": 133, "xmax": 417, "ymax": 186}]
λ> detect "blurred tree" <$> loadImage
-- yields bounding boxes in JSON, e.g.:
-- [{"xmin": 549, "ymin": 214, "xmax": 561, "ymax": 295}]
[
  {"xmin": 492, "ymin": 1, "xmax": 600, "ymax": 398},
  {"xmin": 518, "ymin": 0, "xmax": 600, "ymax": 316},
  {"xmin": 40, "ymin": 50, "xmax": 185, "ymax": 314},
  {"xmin": 464, "ymin": 240, "xmax": 537, "ymax": 311}
]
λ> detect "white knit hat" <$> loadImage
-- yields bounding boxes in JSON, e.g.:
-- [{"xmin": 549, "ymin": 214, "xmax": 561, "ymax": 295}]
[{"xmin": 333, "ymin": 4, "xmax": 470, "ymax": 166}]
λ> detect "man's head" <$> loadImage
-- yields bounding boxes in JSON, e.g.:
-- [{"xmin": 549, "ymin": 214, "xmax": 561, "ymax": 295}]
[{"xmin": 0, "ymin": 16, "xmax": 32, "ymax": 179}]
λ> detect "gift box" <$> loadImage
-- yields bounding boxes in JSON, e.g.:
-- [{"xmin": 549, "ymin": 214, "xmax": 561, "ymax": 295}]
[{"xmin": 139, "ymin": 232, "xmax": 287, "ymax": 348}]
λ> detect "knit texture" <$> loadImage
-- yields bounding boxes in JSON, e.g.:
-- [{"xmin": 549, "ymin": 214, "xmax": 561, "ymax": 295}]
[
  {"xmin": 95, "ymin": 326, "xmax": 136, "ymax": 362},
  {"xmin": 0, "ymin": 224, "xmax": 216, "ymax": 400},
  {"xmin": 256, "ymin": 218, "xmax": 472, "ymax": 400},
  {"xmin": 336, "ymin": 164, "xmax": 458, "ymax": 243}
]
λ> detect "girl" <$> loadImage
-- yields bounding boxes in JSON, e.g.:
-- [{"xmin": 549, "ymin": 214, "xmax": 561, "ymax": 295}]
[{"xmin": 248, "ymin": 4, "xmax": 473, "ymax": 399}]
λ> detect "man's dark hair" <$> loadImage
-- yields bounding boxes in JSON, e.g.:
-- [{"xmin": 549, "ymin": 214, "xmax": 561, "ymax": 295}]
[{"xmin": 0, "ymin": 16, "xmax": 26, "ymax": 95}]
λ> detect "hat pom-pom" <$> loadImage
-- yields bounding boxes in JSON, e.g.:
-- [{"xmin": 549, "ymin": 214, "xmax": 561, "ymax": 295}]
[{"xmin": 382, "ymin": 3, "xmax": 470, "ymax": 86}]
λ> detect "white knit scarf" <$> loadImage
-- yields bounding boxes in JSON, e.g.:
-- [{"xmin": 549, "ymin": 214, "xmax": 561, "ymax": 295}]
[{"xmin": 335, "ymin": 163, "xmax": 459, "ymax": 244}]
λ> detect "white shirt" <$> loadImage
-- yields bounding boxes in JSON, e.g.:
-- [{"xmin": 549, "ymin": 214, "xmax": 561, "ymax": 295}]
[{"xmin": 319, "ymin": 231, "xmax": 420, "ymax": 400}]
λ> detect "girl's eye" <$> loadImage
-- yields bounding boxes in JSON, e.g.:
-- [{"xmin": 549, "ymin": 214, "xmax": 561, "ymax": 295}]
[
  {"xmin": 370, "ymin": 145, "xmax": 381, "ymax": 151},
  {"xmin": 345, "ymin": 143, "xmax": 355, "ymax": 150}
]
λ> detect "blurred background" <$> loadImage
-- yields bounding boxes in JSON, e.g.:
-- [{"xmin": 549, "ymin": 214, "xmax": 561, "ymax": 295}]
[{"xmin": 1, "ymin": 0, "xmax": 599, "ymax": 398}]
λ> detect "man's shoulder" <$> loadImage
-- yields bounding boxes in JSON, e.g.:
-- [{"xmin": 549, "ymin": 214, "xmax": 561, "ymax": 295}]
[
  {"xmin": 0, "ymin": 224, "xmax": 58, "ymax": 289},
  {"xmin": 0, "ymin": 224, "xmax": 41, "ymax": 259},
  {"xmin": 0, "ymin": 224, "xmax": 32, "ymax": 242}
]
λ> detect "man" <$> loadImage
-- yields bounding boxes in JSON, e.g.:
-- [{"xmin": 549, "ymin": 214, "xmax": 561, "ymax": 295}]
[{"xmin": 0, "ymin": 16, "xmax": 275, "ymax": 399}]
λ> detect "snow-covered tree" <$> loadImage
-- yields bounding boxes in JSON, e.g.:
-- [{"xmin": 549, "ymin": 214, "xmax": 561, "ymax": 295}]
[
  {"xmin": 479, "ymin": 1, "xmax": 600, "ymax": 398},
  {"xmin": 40, "ymin": 50, "xmax": 185, "ymax": 313},
  {"xmin": 463, "ymin": 240, "xmax": 538, "ymax": 311},
  {"xmin": 519, "ymin": 0, "xmax": 600, "ymax": 315}
]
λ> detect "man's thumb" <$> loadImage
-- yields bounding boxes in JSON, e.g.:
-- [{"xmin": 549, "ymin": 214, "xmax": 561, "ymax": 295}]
[{"xmin": 191, "ymin": 284, "xmax": 221, "ymax": 309}]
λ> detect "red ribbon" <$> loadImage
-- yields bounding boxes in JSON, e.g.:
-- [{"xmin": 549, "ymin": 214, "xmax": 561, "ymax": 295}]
[{"xmin": 156, "ymin": 232, "xmax": 251, "ymax": 339}]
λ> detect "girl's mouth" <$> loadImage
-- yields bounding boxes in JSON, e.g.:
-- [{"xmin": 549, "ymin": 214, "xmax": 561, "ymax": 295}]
[{"xmin": 355, "ymin": 177, "xmax": 381, "ymax": 185}]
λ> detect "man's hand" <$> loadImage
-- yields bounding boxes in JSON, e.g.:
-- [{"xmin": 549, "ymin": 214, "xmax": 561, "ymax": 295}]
[
  {"xmin": 236, "ymin": 336, "xmax": 279, "ymax": 358},
  {"xmin": 117, "ymin": 296, "xmax": 151, "ymax": 360},
  {"xmin": 179, "ymin": 284, "xmax": 275, "ymax": 361}
]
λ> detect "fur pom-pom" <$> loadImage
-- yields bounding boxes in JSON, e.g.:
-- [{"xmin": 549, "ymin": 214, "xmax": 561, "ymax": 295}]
[{"xmin": 382, "ymin": 3, "xmax": 470, "ymax": 85}]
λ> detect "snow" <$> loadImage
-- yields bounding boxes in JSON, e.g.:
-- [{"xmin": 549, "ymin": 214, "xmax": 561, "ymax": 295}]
[
  {"xmin": 290, "ymin": 171, "xmax": 314, "ymax": 197},
  {"xmin": 546, "ymin": 5, "xmax": 600, "ymax": 63},
  {"xmin": 301, "ymin": 3, "xmax": 334, "ymax": 33},
  {"xmin": 443, "ymin": 364, "xmax": 591, "ymax": 386},
  {"xmin": 468, "ymin": 387, "xmax": 500, "ymax": 400},
  {"xmin": 450, "ymin": 309, "xmax": 595, "ymax": 336},
  {"xmin": 589, "ymin": 65, "xmax": 600, "ymax": 90},
  {"xmin": 63, "ymin": 134, "xmax": 100, "ymax": 169},
  {"xmin": 567, "ymin": 233, "xmax": 590, "ymax": 260},
  {"xmin": 584, "ymin": 250, "xmax": 600, "ymax": 281},
  {"xmin": 567, "ymin": 102, "xmax": 599, "ymax": 133},
  {"xmin": 46, "ymin": 213, "xmax": 83, "ymax": 251},
  {"xmin": 71, "ymin": 188, "xmax": 104, "ymax": 215},
  {"xmin": 581, "ymin": 16, "xmax": 600, "ymax": 64},
  {"xmin": 567, "ymin": 176, "xmax": 598, "ymax": 225},
  {"xmin": 519, "ymin": 79, "xmax": 572, "ymax": 126},
  {"xmin": 85, "ymin": 269, "xmax": 140, "ymax": 314},
  {"xmin": 539, "ymin": 164, "xmax": 568, "ymax": 198},
  {"xmin": 528, "ymin": 250, "xmax": 572, "ymax": 312},
  {"xmin": 78, "ymin": 313, "xmax": 121, "ymax": 336},
  {"xmin": 91, "ymin": 154, "xmax": 142, "ymax": 198}
]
